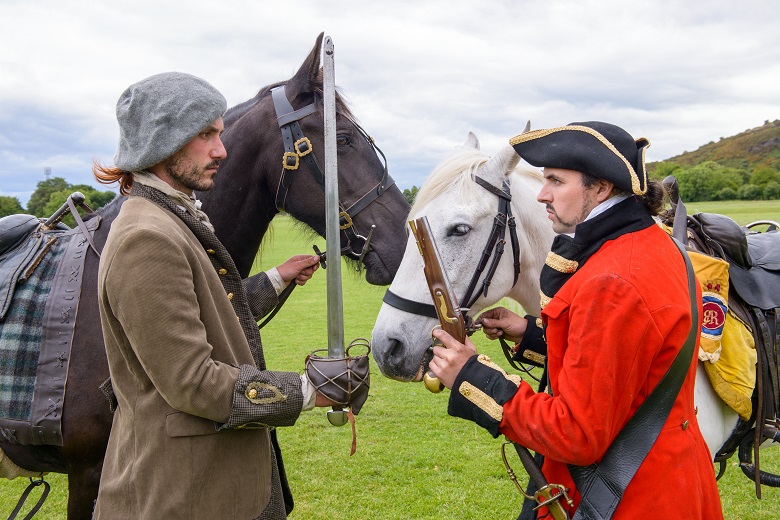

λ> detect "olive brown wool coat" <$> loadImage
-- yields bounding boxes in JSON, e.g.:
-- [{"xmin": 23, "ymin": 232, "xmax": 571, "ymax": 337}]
[
  {"xmin": 93, "ymin": 196, "xmax": 304, "ymax": 519},
  {"xmin": 449, "ymin": 224, "xmax": 723, "ymax": 519}
]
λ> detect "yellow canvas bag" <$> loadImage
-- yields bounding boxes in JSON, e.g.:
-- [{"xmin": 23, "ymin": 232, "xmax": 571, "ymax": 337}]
[{"xmin": 688, "ymin": 250, "xmax": 730, "ymax": 362}]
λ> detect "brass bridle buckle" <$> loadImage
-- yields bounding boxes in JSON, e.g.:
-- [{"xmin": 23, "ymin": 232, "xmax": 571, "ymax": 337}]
[
  {"xmin": 294, "ymin": 136, "xmax": 313, "ymax": 157},
  {"xmin": 339, "ymin": 211, "xmax": 353, "ymax": 230},
  {"xmin": 282, "ymin": 152, "xmax": 299, "ymax": 170}
]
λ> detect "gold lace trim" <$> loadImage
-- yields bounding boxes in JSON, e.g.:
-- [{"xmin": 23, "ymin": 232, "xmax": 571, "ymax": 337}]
[
  {"xmin": 540, "ymin": 290, "xmax": 551, "ymax": 310},
  {"xmin": 545, "ymin": 251, "xmax": 578, "ymax": 273},
  {"xmin": 245, "ymin": 382, "xmax": 287, "ymax": 405},
  {"xmin": 459, "ymin": 382, "xmax": 503, "ymax": 422},
  {"xmin": 477, "ymin": 355, "xmax": 522, "ymax": 386}
]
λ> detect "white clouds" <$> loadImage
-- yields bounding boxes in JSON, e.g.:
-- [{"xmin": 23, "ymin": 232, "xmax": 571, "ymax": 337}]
[{"xmin": 1, "ymin": 0, "xmax": 778, "ymax": 206}]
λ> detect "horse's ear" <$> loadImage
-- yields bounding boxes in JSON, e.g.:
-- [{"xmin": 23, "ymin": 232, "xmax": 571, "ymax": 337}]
[
  {"xmin": 486, "ymin": 145, "xmax": 521, "ymax": 181},
  {"xmin": 523, "ymin": 120, "xmax": 531, "ymax": 133},
  {"xmin": 462, "ymin": 132, "xmax": 480, "ymax": 150},
  {"xmin": 286, "ymin": 32, "xmax": 325, "ymax": 99}
]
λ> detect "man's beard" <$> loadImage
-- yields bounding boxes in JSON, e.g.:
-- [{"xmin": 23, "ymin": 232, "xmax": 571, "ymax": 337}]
[
  {"xmin": 164, "ymin": 153, "xmax": 220, "ymax": 192},
  {"xmin": 547, "ymin": 192, "xmax": 595, "ymax": 233}
]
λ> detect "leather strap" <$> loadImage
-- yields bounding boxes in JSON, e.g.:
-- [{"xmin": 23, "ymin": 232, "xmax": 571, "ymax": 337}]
[
  {"xmin": 31, "ymin": 217, "xmax": 100, "ymax": 445},
  {"xmin": 257, "ymin": 279, "xmax": 297, "ymax": 330},
  {"xmin": 568, "ymin": 237, "xmax": 698, "ymax": 520},
  {"xmin": 381, "ymin": 176, "xmax": 521, "ymax": 325},
  {"xmin": 66, "ymin": 196, "xmax": 101, "ymax": 258},
  {"xmin": 382, "ymin": 288, "xmax": 437, "ymax": 319},
  {"xmin": 270, "ymin": 85, "xmax": 396, "ymax": 260},
  {"xmin": 7, "ymin": 477, "xmax": 50, "ymax": 520}
]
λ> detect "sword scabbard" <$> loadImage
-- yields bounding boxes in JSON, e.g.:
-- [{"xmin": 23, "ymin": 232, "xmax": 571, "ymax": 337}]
[{"xmin": 505, "ymin": 442, "xmax": 573, "ymax": 520}]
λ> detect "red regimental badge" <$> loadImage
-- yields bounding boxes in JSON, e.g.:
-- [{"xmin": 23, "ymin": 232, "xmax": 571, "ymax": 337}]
[{"xmin": 702, "ymin": 300, "xmax": 726, "ymax": 330}]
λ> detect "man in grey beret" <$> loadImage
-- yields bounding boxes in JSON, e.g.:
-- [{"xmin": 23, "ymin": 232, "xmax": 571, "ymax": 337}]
[{"xmin": 92, "ymin": 72, "xmax": 333, "ymax": 519}]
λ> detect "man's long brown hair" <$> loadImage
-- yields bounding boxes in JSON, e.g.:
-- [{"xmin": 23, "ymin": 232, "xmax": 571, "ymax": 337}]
[
  {"xmin": 581, "ymin": 172, "xmax": 664, "ymax": 216},
  {"xmin": 93, "ymin": 160, "xmax": 133, "ymax": 195}
]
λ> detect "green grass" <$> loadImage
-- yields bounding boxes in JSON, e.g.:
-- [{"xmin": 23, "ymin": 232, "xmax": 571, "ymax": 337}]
[
  {"xmin": 684, "ymin": 199, "xmax": 780, "ymax": 227},
  {"xmin": 3, "ymin": 208, "xmax": 780, "ymax": 519}
]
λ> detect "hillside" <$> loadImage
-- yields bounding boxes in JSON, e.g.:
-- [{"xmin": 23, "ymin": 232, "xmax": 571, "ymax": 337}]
[{"xmin": 648, "ymin": 119, "xmax": 780, "ymax": 173}]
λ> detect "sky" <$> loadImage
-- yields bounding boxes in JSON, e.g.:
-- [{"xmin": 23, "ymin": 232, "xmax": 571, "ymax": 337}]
[{"xmin": 1, "ymin": 0, "xmax": 778, "ymax": 208}]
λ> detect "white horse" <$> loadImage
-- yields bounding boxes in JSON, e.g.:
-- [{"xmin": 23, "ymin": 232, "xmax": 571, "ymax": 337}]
[
  {"xmin": 371, "ymin": 133, "xmax": 758, "ymax": 471},
  {"xmin": 371, "ymin": 132, "xmax": 553, "ymax": 381}
]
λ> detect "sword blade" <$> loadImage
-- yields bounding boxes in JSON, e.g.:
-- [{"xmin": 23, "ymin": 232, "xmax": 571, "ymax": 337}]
[{"xmin": 322, "ymin": 35, "xmax": 345, "ymax": 359}]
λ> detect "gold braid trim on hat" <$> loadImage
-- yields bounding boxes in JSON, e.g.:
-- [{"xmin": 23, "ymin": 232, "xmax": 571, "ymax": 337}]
[
  {"xmin": 510, "ymin": 126, "xmax": 647, "ymax": 195},
  {"xmin": 637, "ymin": 137, "xmax": 650, "ymax": 192},
  {"xmin": 545, "ymin": 251, "xmax": 578, "ymax": 273}
]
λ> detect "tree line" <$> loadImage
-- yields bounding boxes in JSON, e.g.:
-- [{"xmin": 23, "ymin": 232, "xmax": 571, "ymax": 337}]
[
  {"xmin": 0, "ymin": 177, "xmax": 116, "ymax": 223},
  {"xmin": 4, "ymin": 161, "xmax": 777, "ymax": 222},
  {"xmin": 650, "ymin": 161, "xmax": 780, "ymax": 202},
  {"xmin": 399, "ymin": 161, "xmax": 780, "ymax": 207}
]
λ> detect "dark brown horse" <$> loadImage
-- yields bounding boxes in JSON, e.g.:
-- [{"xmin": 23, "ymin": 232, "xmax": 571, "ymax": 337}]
[{"xmin": 0, "ymin": 33, "xmax": 409, "ymax": 518}]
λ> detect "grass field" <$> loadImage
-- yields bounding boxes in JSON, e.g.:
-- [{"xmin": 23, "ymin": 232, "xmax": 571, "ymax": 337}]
[
  {"xmin": 684, "ymin": 199, "xmax": 780, "ymax": 226},
  {"xmin": 2, "ymin": 200, "xmax": 780, "ymax": 519}
]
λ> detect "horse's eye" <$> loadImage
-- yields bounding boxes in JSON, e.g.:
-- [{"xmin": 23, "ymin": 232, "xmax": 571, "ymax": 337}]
[
  {"xmin": 448, "ymin": 224, "xmax": 471, "ymax": 237},
  {"xmin": 337, "ymin": 134, "xmax": 351, "ymax": 146}
]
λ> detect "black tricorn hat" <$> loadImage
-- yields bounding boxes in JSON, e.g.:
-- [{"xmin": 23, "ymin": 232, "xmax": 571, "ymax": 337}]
[{"xmin": 509, "ymin": 121, "xmax": 650, "ymax": 195}]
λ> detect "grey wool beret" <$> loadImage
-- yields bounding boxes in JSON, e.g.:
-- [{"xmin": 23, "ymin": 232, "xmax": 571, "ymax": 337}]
[{"xmin": 114, "ymin": 72, "xmax": 227, "ymax": 172}]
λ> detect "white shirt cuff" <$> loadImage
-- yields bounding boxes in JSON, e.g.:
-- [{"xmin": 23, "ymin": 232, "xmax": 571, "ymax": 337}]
[
  {"xmin": 300, "ymin": 374, "xmax": 317, "ymax": 412},
  {"xmin": 266, "ymin": 267, "xmax": 288, "ymax": 296}
]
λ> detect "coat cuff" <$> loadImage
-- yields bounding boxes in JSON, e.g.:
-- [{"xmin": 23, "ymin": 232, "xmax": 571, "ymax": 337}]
[
  {"xmin": 217, "ymin": 364, "xmax": 304, "ymax": 430},
  {"xmin": 242, "ymin": 272, "xmax": 280, "ymax": 320},
  {"xmin": 512, "ymin": 315, "xmax": 547, "ymax": 367},
  {"xmin": 448, "ymin": 354, "xmax": 522, "ymax": 437}
]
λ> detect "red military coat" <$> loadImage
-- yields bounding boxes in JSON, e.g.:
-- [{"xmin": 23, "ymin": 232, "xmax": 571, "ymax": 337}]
[
  {"xmin": 499, "ymin": 224, "xmax": 723, "ymax": 518},
  {"xmin": 458, "ymin": 222, "xmax": 723, "ymax": 520}
]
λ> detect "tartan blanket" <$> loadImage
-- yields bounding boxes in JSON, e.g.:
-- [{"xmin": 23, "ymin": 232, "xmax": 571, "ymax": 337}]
[{"xmin": 0, "ymin": 235, "xmax": 69, "ymax": 421}]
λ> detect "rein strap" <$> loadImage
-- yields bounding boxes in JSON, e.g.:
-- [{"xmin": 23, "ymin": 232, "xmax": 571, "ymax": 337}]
[{"xmin": 384, "ymin": 175, "xmax": 521, "ymax": 323}]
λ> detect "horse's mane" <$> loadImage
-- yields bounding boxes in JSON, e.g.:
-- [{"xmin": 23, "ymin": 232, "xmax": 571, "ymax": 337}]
[{"xmin": 410, "ymin": 146, "xmax": 542, "ymax": 218}]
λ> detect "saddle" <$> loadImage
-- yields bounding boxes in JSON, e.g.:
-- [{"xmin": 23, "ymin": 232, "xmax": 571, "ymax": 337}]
[
  {"xmin": 662, "ymin": 176, "xmax": 780, "ymax": 496},
  {"xmin": 0, "ymin": 194, "xmax": 101, "ymax": 446},
  {"xmin": 688, "ymin": 212, "xmax": 780, "ymax": 309},
  {"xmin": 0, "ymin": 215, "xmax": 50, "ymax": 320}
]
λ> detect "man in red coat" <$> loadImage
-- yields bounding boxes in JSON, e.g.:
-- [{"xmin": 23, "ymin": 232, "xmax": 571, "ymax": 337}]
[{"xmin": 429, "ymin": 122, "xmax": 723, "ymax": 519}]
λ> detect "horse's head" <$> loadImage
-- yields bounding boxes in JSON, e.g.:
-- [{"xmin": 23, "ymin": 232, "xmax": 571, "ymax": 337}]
[
  {"xmin": 371, "ymin": 133, "xmax": 555, "ymax": 381},
  {"xmin": 200, "ymin": 33, "xmax": 409, "ymax": 284}
]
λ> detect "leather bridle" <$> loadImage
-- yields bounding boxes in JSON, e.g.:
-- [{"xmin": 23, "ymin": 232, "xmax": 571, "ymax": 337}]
[
  {"xmin": 271, "ymin": 85, "xmax": 395, "ymax": 260},
  {"xmin": 382, "ymin": 176, "xmax": 521, "ymax": 324}
]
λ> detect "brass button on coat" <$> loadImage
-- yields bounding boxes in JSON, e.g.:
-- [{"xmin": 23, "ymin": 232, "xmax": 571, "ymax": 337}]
[
  {"xmin": 247, "ymin": 388, "xmax": 258, "ymax": 399},
  {"xmin": 227, "ymin": 293, "xmax": 234, "ymax": 300},
  {"xmin": 206, "ymin": 249, "xmax": 215, "ymax": 254},
  {"xmin": 218, "ymin": 268, "xmax": 227, "ymax": 275}
]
